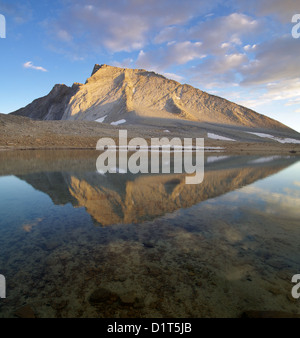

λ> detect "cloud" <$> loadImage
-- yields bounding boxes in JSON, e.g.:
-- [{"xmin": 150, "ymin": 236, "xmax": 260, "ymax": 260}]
[
  {"xmin": 100, "ymin": 11, "xmax": 148, "ymax": 52},
  {"xmin": 262, "ymin": 79, "xmax": 300, "ymax": 102},
  {"xmin": 182, "ymin": 23, "xmax": 300, "ymax": 107},
  {"xmin": 23, "ymin": 61, "xmax": 48, "ymax": 72},
  {"xmin": 56, "ymin": 29, "xmax": 73, "ymax": 43},
  {"xmin": 0, "ymin": 1, "xmax": 32, "ymax": 24},
  {"xmin": 162, "ymin": 72, "xmax": 185, "ymax": 82},
  {"xmin": 230, "ymin": 79, "xmax": 300, "ymax": 113},
  {"xmin": 144, "ymin": 13, "xmax": 259, "ymax": 88},
  {"xmin": 188, "ymin": 13, "xmax": 260, "ymax": 55},
  {"xmin": 234, "ymin": 79, "xmax": 300, "ymax": 111},
  {"xmin": 45, "ymin": 0, "xmax": 219, "ymax": 55},
  {"xmin": 154, "ymin": 26, "xmax": 178, "ymax": 44},
  {"xmin": 186, "ymin": 53, "xmax": 248, "ymax": 88},
  {"xmin": 136, "ymin": 41, "xmax": 205, "ymax": 71},
  {"xmin": 237, "ymin": 36, "xmax": 300, "ymax": 107},
  {"xmin": 234, "ymin": 0, "xmax": 299, "ymax": 23},
  {"xmin": 243, "ymin": 44, "xmax": 257, "ymax": 51},
  {"xmin": 241, "ymin": 36, "xmax": 300, "ymax": 86},
  {"xmin": 112, "ymin": 58, "xmax": 134, "ymax": 68}
]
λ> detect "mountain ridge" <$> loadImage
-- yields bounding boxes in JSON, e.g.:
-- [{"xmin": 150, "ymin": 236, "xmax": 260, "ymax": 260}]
[{"xmin": 10, "ymin": 64, "xmax": 294, "ymax": 133}]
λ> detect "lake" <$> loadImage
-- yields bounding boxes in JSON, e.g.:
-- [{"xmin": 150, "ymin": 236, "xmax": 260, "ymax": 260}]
[{"xmin": 0, "ymin": 150, "xmax": 300, "ymax": 318}]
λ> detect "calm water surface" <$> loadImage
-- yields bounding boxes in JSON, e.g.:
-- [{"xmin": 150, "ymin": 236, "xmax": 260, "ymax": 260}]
[{"xmin": 0, "ymin": 150, "xmax": 300, "ymax": 318}]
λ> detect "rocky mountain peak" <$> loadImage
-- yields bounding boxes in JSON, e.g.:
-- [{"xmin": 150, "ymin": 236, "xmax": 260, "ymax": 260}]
[
  {"xmin": 91, "ymin": 64, "xmax": 112, "ymax": 76},
  {"xmin": 10, "ymin": 64, "xmax": 296, "ymax": 134}
]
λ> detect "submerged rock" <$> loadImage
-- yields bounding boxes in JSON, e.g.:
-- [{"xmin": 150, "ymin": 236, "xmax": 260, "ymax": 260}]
[
  {"xmin": 15, "ymin": 305, "xmax": 36, "ymax": 318},
  {"xmin": 142, "ymin": 242, "xmax": 154, "ymax": 249},
  {"xmin": 89, "ymin": 288, "xmax": 118, "ymax": 305},
  {"xmin": 120, "ymin": 292, "xmax": 137, "ymax": 306},
  {"xmin": 46, "ymin": 241, "xmax": 60, "ymax": 251}
]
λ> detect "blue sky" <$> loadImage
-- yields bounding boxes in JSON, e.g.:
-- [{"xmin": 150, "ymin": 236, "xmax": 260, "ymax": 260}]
[{"xmin": 0, "ymin": 0, "xmax": 300, "ymax": 132}]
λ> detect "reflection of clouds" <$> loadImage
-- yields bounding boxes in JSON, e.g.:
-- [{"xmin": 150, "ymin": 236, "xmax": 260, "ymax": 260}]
[
  {"xmin": 236, "ymin": 185, "xmax": 300, "ymax": 218},
  {"xmin": 225, "ymin": 264, "xmax": 255, "ymax": 282},
  {"xmin": 283, "ymin": 187, "xmax": 300, "ymax": 198},
  {"xmin": 22, "ymin": 218, "xmax": 43, "ymax": 232},
  {"xmin": 223, "ymin": 227, "xmax": 243, "ymax": 243},
  {"xmin": 205, "ymin": 193, "xmax": 241, "ymax": 205},
  {"xmin": 294, "ymin": 181, "xmax": 300, "ymax": 188},
  {"xmin": 237, "ymin": 186, "xmax": 265, "ymax": 196}
]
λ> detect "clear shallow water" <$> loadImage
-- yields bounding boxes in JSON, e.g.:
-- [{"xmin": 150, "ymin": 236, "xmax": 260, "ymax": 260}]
[{"xmin": 0, "ymin": 150, "xmax": 300, "ymax": 318}]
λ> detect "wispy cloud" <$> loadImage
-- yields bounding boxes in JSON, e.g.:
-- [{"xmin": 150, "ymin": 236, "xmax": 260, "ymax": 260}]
[
  {"xmin": 136, "ymin": 41, "xmax": 205, "ymax": 72},
  {"xmin": 235, "ymin": 0, "xmax": 298, "ymax": 23},
  {"xmin": 0, "ymin": 2, "xmax": 32, "ymax": 24},
  {"xmin": 162, "ymin": 72, "xmax": 185, "ymax": 83},
  {"xmin": 44, "ymin": 0, "xmax": 217, "ymax": 55},
  {"xmin": 23, "ymin": 61, "xmax": 48, "ymax": 72}
]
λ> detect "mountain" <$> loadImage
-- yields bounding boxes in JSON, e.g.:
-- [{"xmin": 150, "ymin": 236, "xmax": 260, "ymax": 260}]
[{"xmin": 11, "ymin": 64, "xmax": 293, "ymax": 132}]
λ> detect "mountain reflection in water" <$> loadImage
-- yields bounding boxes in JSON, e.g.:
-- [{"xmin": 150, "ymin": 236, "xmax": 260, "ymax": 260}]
[
  {"xmin": 0, "ymin": 150, "xmax": 296, "ymax": 227},
  {"xmin": 0, "ymin": 150, "xmax": 300, "ymax": 318}
]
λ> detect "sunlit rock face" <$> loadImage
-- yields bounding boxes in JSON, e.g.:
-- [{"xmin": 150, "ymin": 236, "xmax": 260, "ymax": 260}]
[{"xmin": 11, "ymin": 64, "xmax": 292, "ymax": 132}]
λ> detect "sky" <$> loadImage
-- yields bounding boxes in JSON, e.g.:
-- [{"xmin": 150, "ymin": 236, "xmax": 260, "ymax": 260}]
[{"xmin": 0, "ymin": 0, "xmax": 300, "ymax": 132}]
